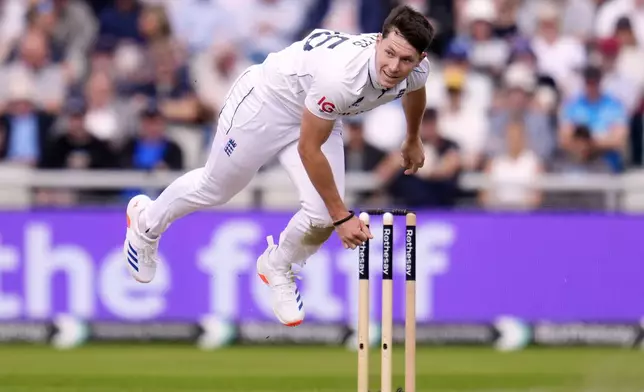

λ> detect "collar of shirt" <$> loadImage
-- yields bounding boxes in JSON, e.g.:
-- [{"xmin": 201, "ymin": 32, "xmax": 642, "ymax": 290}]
[{"xmin": 368, "ymin": 51, "xmax": 386, "ymax": 91}]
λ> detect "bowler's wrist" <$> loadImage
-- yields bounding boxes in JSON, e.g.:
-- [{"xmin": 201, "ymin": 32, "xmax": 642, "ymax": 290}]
[
  {"xmin": 332, "ymin": 211, "xmax": 355, "ymax": 227},
  {"xmin": 330, "ymin": 209, "xmax": 352, "ymax": 223},
  {"xmin": 405, "ymin": 131, "xmax": 421, "ymax": 142}
]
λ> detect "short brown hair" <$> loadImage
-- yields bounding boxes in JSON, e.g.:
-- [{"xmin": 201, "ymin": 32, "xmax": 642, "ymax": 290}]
[{"xmin": 382, "ymin": 5, "xmax": 435, "ymax": 54}]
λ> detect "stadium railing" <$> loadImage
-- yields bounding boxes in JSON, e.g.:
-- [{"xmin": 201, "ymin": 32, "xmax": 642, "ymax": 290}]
[{"xmin": 1, "ymin": 165, "xmax": 644, "ymax": 211}]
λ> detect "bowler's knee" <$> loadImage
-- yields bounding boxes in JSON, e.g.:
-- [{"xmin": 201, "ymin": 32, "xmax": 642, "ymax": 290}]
[
  {"xmin": 302, "ymin": 224, "xmax": 334, "ymax": 246},
  {"xmin": 302, "ymin": 209, "xmax": 335, "ymax": 246}
]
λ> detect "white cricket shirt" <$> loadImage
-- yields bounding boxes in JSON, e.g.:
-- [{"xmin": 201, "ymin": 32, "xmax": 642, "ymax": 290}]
[{"xmin": 257, "ymin": 28, "xmax": 430, "ymax": 122}]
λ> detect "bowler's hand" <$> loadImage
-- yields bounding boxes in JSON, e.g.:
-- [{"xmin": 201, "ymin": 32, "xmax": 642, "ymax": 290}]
[
  {"xmin": 400, "ymin": 136, "xmax": 425, "ymax": 175},
  {"xmin": 335, "ymin": 215, "xmax": 373, "ymax": 250}
]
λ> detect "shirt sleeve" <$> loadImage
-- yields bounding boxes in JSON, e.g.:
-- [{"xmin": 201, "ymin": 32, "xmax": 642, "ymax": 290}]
[
  {"xmin": 608, "ymin": 99, "xmax": 627, "ymax": 126},
  {"xmin": 304, "ymin": 68, "xmax": 350, "ymax": 121},
  {"xmin": 560, "ymin": 99, "xmax": 577, "ymax": 125},
  {"xmin": 405, "ymin": 57, "xmax": 430, "ymax": 92}
]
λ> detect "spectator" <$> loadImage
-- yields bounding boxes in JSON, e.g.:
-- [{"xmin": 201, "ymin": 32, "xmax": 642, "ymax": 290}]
[
  {"xmin": 36, "ymin": 98, "xmax": 117, "ymax": 205},
  {"xmin": 36, "ymin": 0, "xmax": 98, "ymax": 71},
  {"xmin": 0, "ymin": 30, "xmax": 67, "ymax": 114},
  {"xmin": 504, "ymin": 36, "xmax": 560, "ymax": 114},
  {"xmin": 111, "ymin": 40, "xmax": 148, "ymax": 91},
  {"xmin": 98, "ymin": 0, "xmax": 143, "ymax": 44},
  {"xmin": 531, "ymin": 1, "xmax": 586, "ymax": 98},
  {"xmin": 115, "ymin": 5, "xmax": 187, "ymax": 98},
  {"xmin": 378, "ymin": 108, "xmax": 461, "ymax": 208},
  {"xmin": 457, "ymin": 0, "xmax": 509, "ymax": 75},
  {"xmin": 138, "ymin": 4, "xmax": 189, "ymax": 71},
  {"xmin": 118, "ymin": 101, "xmax": 183, "ymax": 199},
  {"xmin": 591, "ymin": 37, "xmax": 641, "ymax": 115},
  {"xmin": 479, "ymin": 120, "xmax": 543, "ymax": 210},
  {"xmin": 519, "ymin": 0, "xmax": 597, "ymax": 44},
  {"xmin": 165, "ymin": 0, "xmax": 238, "ymax": 55},
  {"xmin": 344, "ymin": 117, "xmax": 387, "ymax": 173},
  {"xmin": 559, "ymin": 65, "xmax": 628, "ymax": 172},
  {"xmin": 0, "ymin": 74, "xmax": 55, "ymax": 166},
  {"xmin": 561, "ymin": 0, "xmax": 598, "ymax": 43},
  {"xmin": 361, "ymin": 99, "xmax": 408, "ymax": 152},
  {"xmin": 343, "ymin": 117, "xmax": 387, "ymax": 205},
  {"xmin": 138, "ymin": 4, "xmax": 176, "ymax": 49},
  {"xmin": 190, "ymin": 41, "xmax": 253, "ymax": 115},
  {"xmin": 419, "ymin": 0, "xmax": 457, "ymax": 57},
  {"xmin": 493, "ymin": 0, "xmax": 521, "ymax": 39},
  {"xmin": 0, "ymin": 0, "xmax": 30, "ymax": 63},
  {"xmin": 425, "ymin": 39, "xmax": 495, "ymax": 113},
  {"xmin": 487, "ymin": 62, "xmax": 556, "ymax": 163},
  {"xmin": 86, "ymin": 36, "xmax": 118, "ymax": 78},
  {"xmin": 39, "ymin": 98, "xmax": 116, "ymax": 170},
  {"xmin": 238, "ymin": 0, "xmax": 306, "ymax": 63},
  {"xmin": 138, "ymin": 46, "xmax": 199, "ymax": 124},
  {"xmin": 549, "ymin": 125, "xmax": 613, "ymax": 210},
  {"xmin": 595, "ymin": 0, "xmax": 644, "ymax": 46},
  {"xmin": 614, "ymin": 17, "xmax": 644, "ymax": 98},
  {"xmin": 118, "ymin": 101, "xmax": 183, "ymax": 172},
  {"xmin": 437, "ymin": 67, "xmax": 489, "ymax": 171},
  {"xmin": 135, "ymin": 45, "xmax": 200, "ymax": 125},
  {"xmin": 553, "ymin": 125, "xmax": 613, "ymax": 174},
  {"xmin": 82, "ymin": 70, "xmax": 138, "ymax": 147},
  {"xmin": 296, "ymin": 0, "xmax": 390, "ymax": 40},
  {"xmin": 22, "ymin": 0, "xmax": 64, "ymax": 61},
  {"xmin": 507, "ymin": 36, "xmax": 538, "ymax": 69}
]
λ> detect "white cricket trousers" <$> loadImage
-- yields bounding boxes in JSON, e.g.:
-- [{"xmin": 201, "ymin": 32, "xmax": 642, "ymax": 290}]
[{"xmin": 141, "ymin": 65, "xmax": 345, "ymax": 266}]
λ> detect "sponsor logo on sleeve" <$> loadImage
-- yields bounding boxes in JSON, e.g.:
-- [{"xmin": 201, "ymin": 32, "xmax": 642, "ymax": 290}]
[{"xmin": 317, "ymin": 96, "xmax": 336, "ymax": 113}]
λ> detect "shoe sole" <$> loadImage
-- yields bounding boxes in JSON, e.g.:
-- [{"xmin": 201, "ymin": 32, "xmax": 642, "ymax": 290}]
[{"xmin": 257, "ymin": 272, "xmax": 303, "ymax": 327}]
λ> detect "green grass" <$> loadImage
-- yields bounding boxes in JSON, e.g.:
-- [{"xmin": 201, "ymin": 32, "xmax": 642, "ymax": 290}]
[{"xmin": 0, "ymin": 345, "xmax": 643, "ymax": 391}]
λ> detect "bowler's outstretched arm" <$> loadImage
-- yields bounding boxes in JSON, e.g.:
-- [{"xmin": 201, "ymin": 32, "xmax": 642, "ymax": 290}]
[
  {"xmin": 402, "ymin": 85, "xmax": 427, "ymax": 140},
  {"xmin": 298, "ymin": 108, "xmax": 348, "ymax": 222}
]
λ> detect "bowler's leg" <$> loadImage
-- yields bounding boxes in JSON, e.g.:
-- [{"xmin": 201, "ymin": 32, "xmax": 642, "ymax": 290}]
[
  {"xmin": 275, "ymin": 128, "xmax": 346, "ymax": 265},
  {"xmin": 257, "ymin": 123, "xmax": 345, "ymax": 325},
  {"xmin": 138, "ymin": 133, "xmax": 265, "ymax": 237},
  {"xmin": 125, "ymin": 67, "xmax": 278, "ymax": 283}
]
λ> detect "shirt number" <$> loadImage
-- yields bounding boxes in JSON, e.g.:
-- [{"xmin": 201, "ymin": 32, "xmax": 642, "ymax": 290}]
[{"xmin": 303, "ymin": 31, "xmax": 349, "ymax": 51}]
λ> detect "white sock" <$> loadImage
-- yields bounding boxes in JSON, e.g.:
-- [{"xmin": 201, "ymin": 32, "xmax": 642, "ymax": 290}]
[{"xmin": 271, "ymin": 209, "xmax": 334, "ymax": 269}]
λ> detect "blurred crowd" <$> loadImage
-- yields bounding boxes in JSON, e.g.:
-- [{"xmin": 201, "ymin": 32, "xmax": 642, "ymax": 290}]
[{"xmin": 0, "ymin": 0, "xmax": 641, "ymax": 210}]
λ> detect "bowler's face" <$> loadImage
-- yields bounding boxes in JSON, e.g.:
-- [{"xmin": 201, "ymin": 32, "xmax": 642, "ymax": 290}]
[{"xmin": 375, "ymin": 31, "xmax": 425, "ymax": 89}]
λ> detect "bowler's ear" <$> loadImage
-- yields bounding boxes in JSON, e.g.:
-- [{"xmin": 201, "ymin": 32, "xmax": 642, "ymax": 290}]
[{"xmin": 416, "ymin": 51, "xmax": 427, "ymax": 65}]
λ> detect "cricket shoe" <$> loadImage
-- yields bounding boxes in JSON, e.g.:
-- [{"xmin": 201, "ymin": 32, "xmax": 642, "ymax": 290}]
[
  {"xmin": 124, "ymin": 194, "xmax": 159, "ymax": 283},
  {"xmin": 257, "ymin": 235, "xmax": 305, "ymax": 326}
]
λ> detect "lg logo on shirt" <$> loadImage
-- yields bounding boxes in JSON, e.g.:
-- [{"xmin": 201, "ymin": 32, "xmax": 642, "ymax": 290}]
[{"xmin": 317, "ymin": 96, "xmax": 336, "ymax": 113}]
